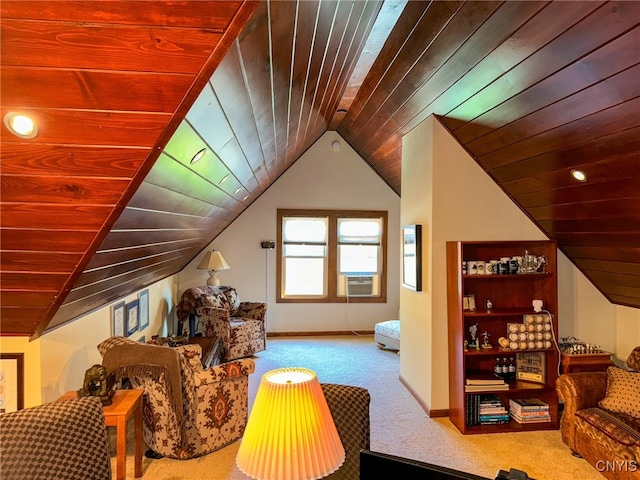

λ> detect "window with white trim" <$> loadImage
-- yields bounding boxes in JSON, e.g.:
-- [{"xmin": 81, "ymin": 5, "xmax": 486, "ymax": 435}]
[{"xmin": 277, "ymin": 209, "xmax": 387, "ymax": 303}]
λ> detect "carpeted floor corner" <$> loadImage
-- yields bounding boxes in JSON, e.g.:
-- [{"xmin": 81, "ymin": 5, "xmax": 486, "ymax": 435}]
[{"xmin": 110, "ymin": 335, "xmax": 604, "ymax": 480}]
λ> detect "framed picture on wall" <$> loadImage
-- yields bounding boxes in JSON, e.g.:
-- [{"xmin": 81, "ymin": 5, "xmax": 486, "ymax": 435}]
[
  {"xmin": 138, "ymin": 289, "xmax": 149, "ymax": 330},
  {"xmin": 126, "ymin": 300, "xmax": 139, "ymax": 337},
  {"xmin": 0, "ymin": 353, "xmax": 24, "ymax": 413},
  {"xmin": 402, "ymin": 224, "xmax": 422, "ymax": 292},
  {"xmin": 112, "ymin": 301, "xmax": 125, "ymax": 337}
]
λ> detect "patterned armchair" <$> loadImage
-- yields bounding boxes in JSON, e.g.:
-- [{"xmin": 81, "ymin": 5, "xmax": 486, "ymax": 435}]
[
  {"xmin": 178, "ymin": 285, "xmax": 267, "ymax": 361},
  {"xmin": 0, "ymin": 396, "xmax": 111, "ymax": 480},
  {"xmin": 321, "ymin": 384, "xmax": 371, "ymax": 480},
  {"xmin": 97, "ymin": 336, "xmax": 255, "ymax": 460}
]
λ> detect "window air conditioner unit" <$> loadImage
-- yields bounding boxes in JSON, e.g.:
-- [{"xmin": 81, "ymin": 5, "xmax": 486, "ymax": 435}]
[{"xmin": 346, "ymin": 275, "xmax": 374, "ymax": 297}]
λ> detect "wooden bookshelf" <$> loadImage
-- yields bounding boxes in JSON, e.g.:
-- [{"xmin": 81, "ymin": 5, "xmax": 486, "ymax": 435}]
[{"xmin": 446, "ymin": 240, "xmax": 559, "ymax": 434}]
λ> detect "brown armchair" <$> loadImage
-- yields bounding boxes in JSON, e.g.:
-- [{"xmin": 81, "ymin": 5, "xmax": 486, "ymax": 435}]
[
  {"xmin": 556, "ymin": 347, "xmax": 640, "ymax": 480},
  {"xmin": 98, "ymin": 335, "xmax": 255, "ymax": 460}
]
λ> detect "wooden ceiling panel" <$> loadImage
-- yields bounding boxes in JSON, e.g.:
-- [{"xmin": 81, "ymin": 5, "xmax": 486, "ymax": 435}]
[
  {"xmin": 85, "ymin": 245, "xmax": 202, "ymax": 273},
  {"xmin": 503, "ymin": 153, "xmax": 640, "ymax": 197},
  {"xmin": 0, "ymin": 144, "xmax": 145, "ymax": 178},
  {"xmin": 0, "ymin": 1, "xmax": 245, "ymax": 28},
  {"xmin": 0, "ymin": 19, "xmax": 221, "ymax": 73},
  {"xmin": 127, "ymin": 182, "xmax": 238, "ymax": 221},
  {"xmin": 2, "ymin": 0, "xmax": 638, "ymax": 337},
  {"xmin": 1, "ymin": 291, "xmax": 56, "ymax": 309},
  {"xmin": 1, "ymin": 229, "xmax": 97, "ymax": 253},
  {"xmin": 447, "ymin": 26, "xmax": 640, "ymax": 143},
  {"xmin": 476, "ymin": 98, "xmax": 640, "ymax": 170},
  {"xmin": 1, "ymin": 67, "xmax": 192, "ymax": 113}
]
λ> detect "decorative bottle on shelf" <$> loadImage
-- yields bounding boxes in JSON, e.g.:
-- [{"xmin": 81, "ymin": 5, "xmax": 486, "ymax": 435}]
[
  {"xmin": 508, "ymin": 357, "xmax": 516, "ymax": 381},
  {"xmin": 502, "ymin": 357, "xmax": 509, "ymax": 378},
  {"xmin": 494, "ymin": 357, "xmax": 503, "ymax": 378}
]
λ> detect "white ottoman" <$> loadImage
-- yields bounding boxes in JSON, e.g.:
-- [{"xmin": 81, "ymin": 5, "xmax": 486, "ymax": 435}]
[{"xmin": 374, "ymin": 320, "xmax": 400, "ymax": 351}]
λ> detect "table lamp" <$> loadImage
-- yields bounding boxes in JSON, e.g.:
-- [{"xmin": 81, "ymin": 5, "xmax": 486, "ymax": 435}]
[
  {"xmin": 236, "ymin": 367, "xmax": 345, "ymax": 480},
  {"xmin": 197, "ymin": 250, "xmax": 230, "ymax": 286}
]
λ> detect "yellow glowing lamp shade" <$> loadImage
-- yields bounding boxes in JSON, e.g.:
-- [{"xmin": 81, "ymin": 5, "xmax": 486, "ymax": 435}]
[{"xmin": 236, "ymin": 368, "xmax": 345, "ymax": 480}]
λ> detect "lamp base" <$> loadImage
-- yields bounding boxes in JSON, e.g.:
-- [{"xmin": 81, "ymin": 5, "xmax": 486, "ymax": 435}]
[{"xmin": 206, "ymin": 271, "xmax": 221, "ymax": 286}]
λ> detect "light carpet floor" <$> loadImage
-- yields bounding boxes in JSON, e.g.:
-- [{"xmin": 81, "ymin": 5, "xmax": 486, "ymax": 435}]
[{"xmin": 110, "ymin": 335, "xmax": 604, "ymax": 480}]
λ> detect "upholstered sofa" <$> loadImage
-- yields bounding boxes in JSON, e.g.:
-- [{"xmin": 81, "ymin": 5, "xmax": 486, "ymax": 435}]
[
  {"xmin": 177, "ymin": 285, "xmax": 267, "ymax": 361},
  {"xmin": 321, "ymin": 383, "xmax": 370, "ymax": 480},
  {"xmin": 98, "ymin": 335, "xmax": 255, "ymax": 460},
  {"xmin": 556, "ymin": 347, "xmax": 640, "ymax": 480},
  {"xmin": 0, "ymin": 396, "xmax": 111, "ymax": 480}
]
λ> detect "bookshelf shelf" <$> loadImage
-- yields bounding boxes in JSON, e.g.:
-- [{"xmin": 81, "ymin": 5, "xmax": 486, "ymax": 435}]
[{"xmin": 447, "ymin": 240, "xmax": 560, "ymax": 435}]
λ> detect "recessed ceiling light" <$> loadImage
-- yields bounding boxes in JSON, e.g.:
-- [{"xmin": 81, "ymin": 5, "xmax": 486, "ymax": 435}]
[
  {"xmin": 4, "ymin": 112, "xmax": 38, "ymax": 139},
  {"xmin": 190, "ymin": 147, "xmax": 207, "ymax": 165},
  {"xmin": 219, "ymin": 174, "xmax": 230, "ymax": 185},
  {"xmin": 331, "ymin": 140, "xmax": 341, "ymax": 151},
  {"xmin": 571, "ymin": 169, "xmax": 587, "ymax": 182}
]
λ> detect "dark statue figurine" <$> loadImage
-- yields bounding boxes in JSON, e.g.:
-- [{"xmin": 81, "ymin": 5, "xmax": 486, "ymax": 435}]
[{"xmin": 78, "ymin": 364, "xmax": 116, "ymax": 406}]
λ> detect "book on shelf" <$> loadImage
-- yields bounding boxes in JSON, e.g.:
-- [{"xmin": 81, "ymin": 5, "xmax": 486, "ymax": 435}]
[
  {"xmin": 509, "ymin": 398, "xmax": 549, "ymax": 412},
  {"xmin": 480, "ymin": 407, "xmax": 510, "ymax": 424},
  {"xmin": 465, "ymin": 383, "xmax": 509, "ymax": 392},
  {"xmin": 509, "ymin": 412, "xmax": 551, "ymax": 424},
  {"xmin": 479, "ymin": 394, "xmax": 503, "ymax": 405},
  {"xmin": 466, "ymin": 394, "xmax": 480, "ymax": 427},
  {"xmin": 465, "ymin": 377, "xmax": 506, "ymax": 386},
  {"xmin": 465, "ymin": 372, "xmax": 506, "ymax": 386},
  {"xmin": 479, "ymin": 406, "xmax": 507, "ymax": 415},
  {"xmin": 512, "ymin": 410, "xmax": 550, "ymax": 417},
  {"xmin": 480, "ymin": 413, "xmax": 509, "ymax": 420}
]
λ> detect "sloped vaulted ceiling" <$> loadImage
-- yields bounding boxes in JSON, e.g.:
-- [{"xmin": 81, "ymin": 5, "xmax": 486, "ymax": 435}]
[{"xmin": 1, "ymin": 1, "xmax": 639, "ymax": 339}]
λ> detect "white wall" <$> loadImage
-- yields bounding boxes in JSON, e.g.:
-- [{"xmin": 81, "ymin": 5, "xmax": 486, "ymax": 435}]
[
  {"xmin": 401, "ymin": 115, "xmax": 638, "ymax": 412},
  {"xmin": 37, "ymin": 276, "xmax": 178, "ymax": 402},
  {"xmin": 179, "ymin": 131, "xmax": 402, "ymax": 333}
]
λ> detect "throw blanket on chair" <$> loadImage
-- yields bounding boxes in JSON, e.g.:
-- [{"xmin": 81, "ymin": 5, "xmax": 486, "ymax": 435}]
[{"xmin": 102, "ymin": 343, "xmax": 187, "ymax": 427}]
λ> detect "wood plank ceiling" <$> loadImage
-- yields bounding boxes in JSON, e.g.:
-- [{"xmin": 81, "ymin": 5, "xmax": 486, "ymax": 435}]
[{"xmin": 1, "ymin": 1, "xmax": 639, "ymax": 338}]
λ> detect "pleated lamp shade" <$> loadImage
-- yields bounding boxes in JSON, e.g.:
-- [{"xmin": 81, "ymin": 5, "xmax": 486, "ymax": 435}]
[
  {"xmin": 196, "ymin": 250, "xmax": 230, "ymax": 286},
  {"xmin": 236, "ymin": 367, "xmax": 345, "ymax": 480}
]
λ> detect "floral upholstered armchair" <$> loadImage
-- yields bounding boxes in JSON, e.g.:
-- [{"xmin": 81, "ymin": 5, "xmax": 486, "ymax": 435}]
[
  {"xmin": 178, "ymin": 286, "xmax": 267, "ymax": 362},
  {"xmin": 98, "ymin": 336, "xmax": 255, "ymax": 460}
]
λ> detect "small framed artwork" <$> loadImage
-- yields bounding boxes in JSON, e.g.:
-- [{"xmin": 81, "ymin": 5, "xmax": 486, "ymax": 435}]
[
  {"xmin": 402, "ymin": 224, "xmax": 422, "ymax": 292},
  {"xmin": 0, "ymin": 353, "xmax": 24, "ymax": 413},
  {"xmin": 126, "ymin": 300, "xmax": 139, "ymax": 337},
  {"xmin": 112, "ymin": 301, "xmax": 126, "ymax": 337},
  {"xmin": 138, "ymin": 289, "xmax": 149, "ymax": 330}
]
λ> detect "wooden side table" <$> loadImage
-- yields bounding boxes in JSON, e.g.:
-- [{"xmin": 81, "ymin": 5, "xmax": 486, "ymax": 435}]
[
  {"xmin": 58, "ymin": 389, "xmax": 143, "ymax": 480},
  {"xmin": 561, "ymin": 351, "xmax": 614, "ymax": 374}
]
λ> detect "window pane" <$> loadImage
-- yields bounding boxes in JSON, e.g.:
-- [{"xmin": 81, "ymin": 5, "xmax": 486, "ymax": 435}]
[
  {"xmin": 284, "ymin": 258, "xmax": 325, "ymax": 295},
  {"xmin": 284, "ymin": 244, "xmax": 326, "ymax": 257},
  {"xmin": 338, "ymin": 218, "xmax": 381, "ymax": 243},
  {"xmin": 339, "ymin": 245, "xmax": 379, "ymax": 273},
  {"xmin": 283, "ymin": 217, "xmax": 327, "ymax": 242}
]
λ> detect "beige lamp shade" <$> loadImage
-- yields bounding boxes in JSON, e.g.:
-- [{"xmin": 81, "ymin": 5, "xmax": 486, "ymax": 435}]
[
  {"xmin": 197, "ymin": 250, "xmax": 230, "ymax": 286},
  {"xmin": 236, "ymin": 367, "xmax": 345, "ymax": 480}
]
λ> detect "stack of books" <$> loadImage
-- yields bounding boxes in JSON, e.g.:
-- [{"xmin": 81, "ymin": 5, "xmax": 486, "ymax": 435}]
[
  {"xmin": 464, "ymin": 375, "xmax": 509, "ymax": 392},
  {"xmin": 509, "ymin": 398, "xmax": 551, "ymax": 424},
  {"xmin": 479, "ymin": 394, "xmax": 509, "ymax": 425}
]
